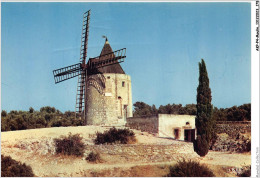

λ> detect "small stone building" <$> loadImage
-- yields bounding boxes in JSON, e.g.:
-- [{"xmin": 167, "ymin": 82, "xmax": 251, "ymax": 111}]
[
  {"xmin": 126, "ymin": 114, "xmax": 196, "ymax": 142},
  {"xmin": 85, "ymin": 39, "xmax": 133, "ymax": 125}
]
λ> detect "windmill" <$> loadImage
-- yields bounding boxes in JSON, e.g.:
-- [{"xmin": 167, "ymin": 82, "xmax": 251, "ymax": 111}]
[{"xmin": 53, "ymin": 10, "xmax": 127, "ymax": 123}]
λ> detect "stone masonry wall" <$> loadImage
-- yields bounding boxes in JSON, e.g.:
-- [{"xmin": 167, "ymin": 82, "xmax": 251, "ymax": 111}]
[
  {"xmin": 126, "ymin": 116, "xmax": 159, "ymax": 134},
  {"xmin": 86, "ymin": 74, "xmax": 107, "ymax": 125},
  {"xmin": 84, "ymin": 144, "xmax": 197, "ymax": 163},
  {"xmin": 86, "ymin": 74, "xmax": 132, "ymax": 125},
  {"xmin": 216, "ymin": 121, "xmax": 251, "ymax": 138}
]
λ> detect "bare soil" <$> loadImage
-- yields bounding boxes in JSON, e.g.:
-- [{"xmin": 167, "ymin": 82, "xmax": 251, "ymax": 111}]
[{"xmin": 1, "ymin": 126, "xmax": 251, "ymax": 177}]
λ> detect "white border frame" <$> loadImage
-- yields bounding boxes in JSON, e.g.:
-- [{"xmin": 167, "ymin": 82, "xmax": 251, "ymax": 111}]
[
  {"xmin": 0, "ymin": 0, "xmax": 259, "ymax": 177},
  {"xmin": 251, "ymin": 1, "xmax": 260, "ymax": 177}
]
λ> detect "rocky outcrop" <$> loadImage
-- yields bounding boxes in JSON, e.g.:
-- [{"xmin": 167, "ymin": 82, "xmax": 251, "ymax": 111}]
[
  {"xmin": 14, "ymin": 137, "xmax": 56, "ymax": 155},
  {"xmin": 211, "ymin": 122, "xmax": 251, "ymax": 152},
  {"xmin": 211, "ymin": 133, "xmax": 251, "ymax": 152}
]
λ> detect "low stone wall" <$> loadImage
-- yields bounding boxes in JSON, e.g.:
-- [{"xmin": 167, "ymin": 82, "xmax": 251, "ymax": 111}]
[
  {"xmin": 86, "ymin": 144, "xmax": 178, "ymax": 155},
  {"xmin": 126, "ymin": 115, "xmax": 158, "ymax": 134},
  {"xmin": 85, "ymin": 143, "xmax": 197, "ymax": 163},
  {"xmin": 216, "ymin": 121, "xmax": 251, "ymax": 138}
]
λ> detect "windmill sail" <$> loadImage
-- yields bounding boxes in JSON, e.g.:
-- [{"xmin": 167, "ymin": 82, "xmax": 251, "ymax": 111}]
[
  {"xmin": 88, "ymin": 48, "xmax": 126, "ymax": 69},
  {"xmin": 53, "ymin": 63, "xmax": 81, "ymax": 84},
  {"xmin": 75, "ymin": 10, "xmax": 90, "ymax": 115}
]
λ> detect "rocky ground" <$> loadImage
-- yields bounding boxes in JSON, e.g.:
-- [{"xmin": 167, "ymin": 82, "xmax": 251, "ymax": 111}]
[
  {"xmin": 212, "ymin": 123, "xmax": 251, "ymax": 152},
  {"xmin": 211, "ymin": 133, "xmax": 251, "ymax": 152},
  {"xmin": 1, "ymin": 126, "xmax": 251, "ymax": 177}
]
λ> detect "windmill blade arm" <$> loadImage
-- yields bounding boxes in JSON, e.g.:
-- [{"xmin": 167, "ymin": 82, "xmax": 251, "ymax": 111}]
[
  {"xmin": 88, "ymin": 48, "xmax": 126, "ymax": 69},
  {"xmin": 53, "ymin": 63, "xmax": 82, "ymax": 84},
  {"xmin": 80, "ymin": 10, "xmax": 90, "ymax": 63}
]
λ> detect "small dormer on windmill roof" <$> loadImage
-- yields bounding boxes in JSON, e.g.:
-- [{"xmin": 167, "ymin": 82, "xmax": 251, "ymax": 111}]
[{"xmin": 88, "ymin": 37, "xmax": 125, "ymax": 75}]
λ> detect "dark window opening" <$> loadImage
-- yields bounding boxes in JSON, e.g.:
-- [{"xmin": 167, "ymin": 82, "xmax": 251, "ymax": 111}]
[{"xmin": 122, "ymin": 81, "xmax": 125, "ymax": 87}]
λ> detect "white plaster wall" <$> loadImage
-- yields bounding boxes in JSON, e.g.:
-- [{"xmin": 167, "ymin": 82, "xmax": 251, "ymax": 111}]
[{"xmin": 158, "ymin": 114, "xmax": 196, "ymax": 140}]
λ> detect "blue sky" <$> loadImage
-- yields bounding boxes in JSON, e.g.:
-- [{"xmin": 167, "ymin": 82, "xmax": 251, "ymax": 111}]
[{"xmin": 1, "ymin": 2, "xmax": 251, "ymax": 112}]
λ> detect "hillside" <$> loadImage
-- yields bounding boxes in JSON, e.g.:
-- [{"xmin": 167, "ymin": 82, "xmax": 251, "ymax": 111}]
[{"xmin": 1, "ymin": 126, "xmax": 250, "ymax": 177}]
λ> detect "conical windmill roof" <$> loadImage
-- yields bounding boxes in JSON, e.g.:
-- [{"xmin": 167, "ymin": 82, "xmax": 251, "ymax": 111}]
[{"xmin": 87, "ymin": 38, "xmax": 125, "ymax": 75}]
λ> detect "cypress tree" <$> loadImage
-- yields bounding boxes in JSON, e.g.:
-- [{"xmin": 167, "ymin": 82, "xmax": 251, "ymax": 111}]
[{"xmin": 193, "ymin": 59, "xmax": 215, "ymax": 157}]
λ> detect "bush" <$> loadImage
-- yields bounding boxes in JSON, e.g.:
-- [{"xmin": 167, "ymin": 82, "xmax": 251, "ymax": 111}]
[
  {"xmin": 238, "ymin": 166, "xmax": 251, "ymax": 177},
  {"xmin": 1, "ymin": 110, "xmax": 7, "ymax": 117},
  {"xmin": 9, "ymin": 119, "xmax": 19, "ymax": 131},
  {"xmin": 1, "ymin": 155, "xmax": 34, "ymax": 177},
  {"xmin": 94, "ymin": 127, "xmax": 136, "ymax": 145},
  {"xmin": 54, "ymin": 133, "xmax": 85, "ymax": 156},
  {"xmin": 86, "ymin": 151, "xmax": 102, "ymax": 163},
  {"xmin": 35, "ymin": 116, "xmax": 47, "ymax": 128},
  {"xmin": 29, "ymin": 107, "xmax": 34, "ymax": 113},
  {"xmin": 71, "ymin": 117, "xmax": 84, "ymax": 126},
  {"xmin": 40, "ymin": 106, "xmax": 56, "ymax": 113},
  {"xmin": 166, "ymin": 159, "xmax": 215, "ymax": 177},
  {"xmin": 237, "ymin": 138, "xmax": 251, "ymax": 153},
  {"xmin": 1, "ymin": 107, "xmax": 85, "ymax": 132},
  {"xmin": 1, "ymin": 117, "xmax": 10, "ymax": 131},
  {"xmin": 15, "ymin": 116, "xmax": 28, "ymax": 130},
  {"xmin": 245, "ymin": 140, "xmax": 251, "ymax": 152},
  {"xmin": 51, "ymin": 119, "xmax": 63, "ymax": 127}
]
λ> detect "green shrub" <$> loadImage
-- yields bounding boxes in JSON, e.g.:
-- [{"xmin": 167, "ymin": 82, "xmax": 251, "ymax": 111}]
[
  {"xmin": 35, "ymin": 116, "xmax": 47, "ymax": 128},
  {"xmin": 1, "ymin": 155, "xmax": 34, "ymax": 177},
  {"xmin": 246, "ymin": 140, "xmax": 251, "ymax": 152},
  {"xmin": 238, "ymin": 166, "xmax": 251, "ymax": 177},
  {"xmin": 86, "ymin": 151, "xmax": 102, "ymax": 163},
  {"xmin": 15, "ymin": 116, "xmax": 28, "ymax": 130},
  {"xmin": 1, "ymin": 117, "xmax": 10, "ymax": 131},
  {"xmin": 9, "ymin": 110, "xmax": 18, "ymax": 115},
  {"xmin": 71, "ymin": 117, "xmax": 84, "ymax": 126},
  {"xmin": 29, "ymin": 107, "xmax": 34, "ymax": 113},
  {"xmin": 54, "ymin": 133, "xmax": 85, "ymax": 156},
  {"xmin": 237, "ymin": 138, "xmax": 251, "ymax": 153},
  {"xmin": 40, "ymin": 106, "xmax": 56, "ymax": 113},
  {"xmin": 1, "ymin": 108, "xmax": 83, "ymax": 132},
  {"xmin": 1, "ymin": 110, "xmax": 7, "ymax": 117},
  {"xmin": 9, "ymin": 119, "xmax": 19, "ymax": 131},
  {"xmin": 94, "ymin": 127, "xmax": 136, "ymax": 145},
  {"xmin": 51, "ymin": 118, "xmax": 63, "ymax": 127},
  {"xmin": 166, "ymin": 159, "xmax": 215, "ymax": 177}
]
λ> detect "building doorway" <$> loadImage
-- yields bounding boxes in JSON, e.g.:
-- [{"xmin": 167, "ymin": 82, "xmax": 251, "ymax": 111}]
[
  {"xmin": 184, "ymin": 129, "xmax": 195, "ymax": 142},
  {"xmin": 174, "ymin": 128, "xmax": 180, "ymax": 139}
]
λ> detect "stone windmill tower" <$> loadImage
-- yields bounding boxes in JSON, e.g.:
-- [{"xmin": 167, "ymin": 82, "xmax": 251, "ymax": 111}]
[
  {"xmin": 86, "ymin": 37, "xmax": 132, "ymax": 125},
  {"xmin": 53, "ymin": 10, "xmax": 132, "ymax": 126}
]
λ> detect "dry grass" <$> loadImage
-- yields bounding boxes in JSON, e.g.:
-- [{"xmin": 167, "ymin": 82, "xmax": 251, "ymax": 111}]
[{"xmin": 86, "ymin": 164, "xmax": 170, "ymax": 177}]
